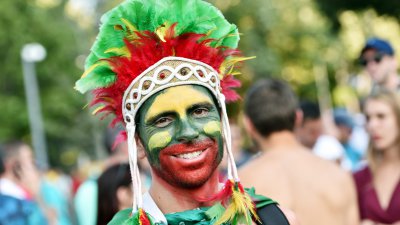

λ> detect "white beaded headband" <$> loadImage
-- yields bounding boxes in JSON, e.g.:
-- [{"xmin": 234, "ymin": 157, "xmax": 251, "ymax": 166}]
[{"xmin": 122, "ymin": 56, "xmax": 222, "ymax": 124}]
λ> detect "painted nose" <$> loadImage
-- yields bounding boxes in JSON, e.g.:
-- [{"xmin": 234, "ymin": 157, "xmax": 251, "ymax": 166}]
[{"xmin": 176, "ymin": 119, "xmax": 200, "ymax": 142}]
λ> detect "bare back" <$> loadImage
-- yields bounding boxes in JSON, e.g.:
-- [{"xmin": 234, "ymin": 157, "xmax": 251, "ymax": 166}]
[{"xmin": 239, "ymin": 145, "xmax": 359, "ymax": 225}]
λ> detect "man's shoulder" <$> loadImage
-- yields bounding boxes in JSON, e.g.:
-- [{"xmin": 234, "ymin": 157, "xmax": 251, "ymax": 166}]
[
  {"xmin": 245, "ymin": 187, "xmax": 276, "ymax": 207},
  {"xmin": 238, "ymin": 153, "xmax": 283, "ymax": 177},
  {"xmin": 301, "ymin": 149, "xmax": 347, "ymax": 176},
  {"xmin": 245, "ymin": 188, "xmax": 290, "ymax": 225},
  {"xmin": 256, "ymin": 203, "xmax": 291, "ymax": 225},
  {"xmin": 306, "ymin": 155, "xmax": 353, "ymax": 188}
]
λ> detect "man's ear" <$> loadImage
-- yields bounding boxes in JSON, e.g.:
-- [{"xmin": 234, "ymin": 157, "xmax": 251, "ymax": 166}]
[
  {"xmin": 135, "ymin": 134, "xmax": 146, "ymax": 159},
  {"xmin": 295, "ymin": 109, "xmax": 303, "ymax": 128},
  {"xmin": 242, "ymin": 115, "xmax": 257, "ymax": 138}
]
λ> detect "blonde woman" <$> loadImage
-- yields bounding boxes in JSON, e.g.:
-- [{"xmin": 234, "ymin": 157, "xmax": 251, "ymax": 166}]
[{"xmin": 354, "ymin": 88, "xmax": 400, "ymax": 225}]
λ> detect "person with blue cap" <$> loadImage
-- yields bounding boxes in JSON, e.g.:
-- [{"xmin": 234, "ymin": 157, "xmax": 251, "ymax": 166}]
[
  {"xmin": 333, "ymin": 108, "xmax": 365, "ymax": 171},
  {"xmin": 359, "ymin": 38, "xmax": 399, "ymax": 91}
]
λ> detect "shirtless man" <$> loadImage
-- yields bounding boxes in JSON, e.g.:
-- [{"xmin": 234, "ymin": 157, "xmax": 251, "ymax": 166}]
[{"xmin": 239, "ymin": 78, "xmax": 359, "ymax": 225}]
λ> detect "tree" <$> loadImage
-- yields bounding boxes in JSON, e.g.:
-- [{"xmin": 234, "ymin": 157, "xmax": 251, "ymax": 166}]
[
  {"xmin": 209, "ymin": 0, "xmax": 346, "ymax": 101},
  {"xmin": 314, "ymin": 0, "xmax": 400, "ymax": 31},
  {"xmin": 0, "ymin": 0, "xmax": 94, "ymax": 170}
]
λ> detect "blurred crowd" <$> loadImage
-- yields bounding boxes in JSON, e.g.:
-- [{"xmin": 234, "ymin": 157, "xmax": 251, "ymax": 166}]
[{"xmin": 1, "ymin": 37, "xmax": 399, "ymax": 225}]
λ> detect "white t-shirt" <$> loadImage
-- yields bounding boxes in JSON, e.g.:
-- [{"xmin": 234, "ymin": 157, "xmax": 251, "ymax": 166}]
[
  {"xmin": 0, "ymin": 178, "xmax": 27, "ymax": 199},
  {"xmin": 313, "ymin": 135, "xmax": 344, "ymax": 161}
]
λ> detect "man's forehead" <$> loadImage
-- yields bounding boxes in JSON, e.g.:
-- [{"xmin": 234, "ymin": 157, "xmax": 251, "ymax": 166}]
[
  {"xmin": 362, "ymin": 48, "xmax": 377, "ymax": 57},
  {"xmin": 144, "ymin": 85, "xmax": 215, "ymax": 121}
]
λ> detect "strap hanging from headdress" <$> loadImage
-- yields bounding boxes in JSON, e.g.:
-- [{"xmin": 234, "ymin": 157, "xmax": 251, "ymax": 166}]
[
  {"xmin": 126, "ymin": 122, "xmax": 141, "ymax": 211},
  {"xmin": 126, "ymin": 122, "xmax": 154, "ymax": 225},
  {"xmin": 218, "ymin": 92, "xmax": 239, "ymax": 181}
]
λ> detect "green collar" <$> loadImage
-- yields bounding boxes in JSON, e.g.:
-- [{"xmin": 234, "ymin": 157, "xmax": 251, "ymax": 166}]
[
  {"xmin": 165, "ymin": 188, "xmax": 276, "ymax": 225},
  {"xmin": 108, "ymin": 187, "xmax": 276, "ymax": 225}
]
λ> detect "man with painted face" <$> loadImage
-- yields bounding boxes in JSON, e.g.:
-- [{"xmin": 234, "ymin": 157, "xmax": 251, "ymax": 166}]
[
  {"xmin": 136, "ymin": 85, "xmax": 223, "ymax": 192},
  {"xmin": 75, "ymin": 0, "xmax": 295, "ymax": 225}
]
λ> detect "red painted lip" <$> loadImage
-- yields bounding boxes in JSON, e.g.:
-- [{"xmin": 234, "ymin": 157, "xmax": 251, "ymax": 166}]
[
  {"xmin": 161, "ymin": 139, "xmax": 215, "ymax": 156},
  {"xmin": 160, "ymin": 139, "xmax": 217, "ymax": 167},
  {"xmin": 170, "ymin": 147, "xmax": 209, "ymax": 166}
]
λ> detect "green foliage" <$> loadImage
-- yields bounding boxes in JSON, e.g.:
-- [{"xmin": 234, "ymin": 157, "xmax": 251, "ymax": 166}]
[
  {"xmin": 209, "ymin": 0, "xmax": 346, "ymax": 103},
  {"xmin": 314, "ymin": 0, "xmax": 400, "ymax": 31},
  {"xmin": 0, "ymin": 0, "xmax": 93, "ymax": 170}
]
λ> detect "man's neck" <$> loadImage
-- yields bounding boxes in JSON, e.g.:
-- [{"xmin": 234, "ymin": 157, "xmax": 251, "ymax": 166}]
[
  {"xmin": 382, "ymin": 73, "xmax": 400, "ymax": 91},
  {"xmin": 149, "ymin": 170, "xmax": 220, "ymax": 214},
  {"xmin": 258, "ymin": 131, "xmax": 303, "ymax": 152}
]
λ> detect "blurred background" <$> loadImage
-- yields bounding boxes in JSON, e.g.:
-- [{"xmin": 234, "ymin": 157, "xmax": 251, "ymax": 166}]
[{"xmin": 1, "ymin": 0, "xmax": 399, "ymax": 175}]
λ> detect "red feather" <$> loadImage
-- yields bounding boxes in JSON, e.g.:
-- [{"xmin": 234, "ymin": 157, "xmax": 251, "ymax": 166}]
[
  {"xmin": 90, "ymin": 26, "xmax": 242, "ymax": 142},
  {"xmin": 221, "ymin": 75, "xmax": 242, "ymax": 102},
  {"xmin": 139, "ymin": 209, "xmax": 152, "ymax": 225},
  {"xmin": 197, "ymin": 179, "xmax": 234, "ymax": 206},
  {"xmin": 237, "ymin": 181, "xmax": 245, "ymax": 193},
  {"xmin": 111, "ymin": 130, "xmax": 127, "ymax": 150}
]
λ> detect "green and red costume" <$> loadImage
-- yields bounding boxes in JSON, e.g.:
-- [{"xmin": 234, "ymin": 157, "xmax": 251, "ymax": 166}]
[{"xmin": 76, "ymin": 0, "xmax": 290, "ymax": 225}]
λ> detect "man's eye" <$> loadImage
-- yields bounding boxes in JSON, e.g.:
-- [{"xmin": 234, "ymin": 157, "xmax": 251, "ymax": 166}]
[
  {"xmin": 192, "ymin": 108, "xmax": 209, "ymax": 117},
  {"xmin": 154, "ymin": 117, "xmax": 173, "ymax": 128}
]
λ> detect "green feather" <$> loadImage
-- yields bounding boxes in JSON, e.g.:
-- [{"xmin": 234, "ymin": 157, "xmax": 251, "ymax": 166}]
[
  {"xmin": 75, "ymin": 67, "xmax": 116, "ymax": 93},
  {"xmin": 205, "ymin": 202, "xmax": 225, "ymax": 221},
  {"xmin": 76, "ymin": 0, "xmax": 239, "ymax": 93},
  {"xmin": 107, "ymin": 208, "xmax": 132, "ymax": 225},
  {"xmin": 107, "ymin": 209, "xmax": 156, "ymax": 225}
]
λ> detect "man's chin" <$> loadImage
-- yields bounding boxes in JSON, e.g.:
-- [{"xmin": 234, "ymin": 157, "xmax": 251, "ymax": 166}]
[
  {"xmin": 171, "ymin": 176, "xmax": 211, "ymax": 189},
  {"xmin": 153, "ymin": 166, "xmax": 218, "ymax": 189}
]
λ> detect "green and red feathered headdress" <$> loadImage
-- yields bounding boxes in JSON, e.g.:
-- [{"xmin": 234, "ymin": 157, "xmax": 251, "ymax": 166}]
[{"xmin": 75, "ymin": 0, "xmax": 257, "ymax": 224}]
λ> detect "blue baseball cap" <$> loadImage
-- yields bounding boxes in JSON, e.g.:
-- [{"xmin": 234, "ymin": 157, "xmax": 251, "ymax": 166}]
[
  {"xmin": 361, "ymin": 37, "xmax": 395, "ymax": 56},
  {"xmin": 333, "ymin": 108, "xmax": 354, "ymax": 129}
]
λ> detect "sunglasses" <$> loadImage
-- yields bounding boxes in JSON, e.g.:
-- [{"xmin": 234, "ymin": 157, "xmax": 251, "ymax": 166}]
[{"xmin": 359, "ymin": 52, "xmax": 384, "ymax": 66}]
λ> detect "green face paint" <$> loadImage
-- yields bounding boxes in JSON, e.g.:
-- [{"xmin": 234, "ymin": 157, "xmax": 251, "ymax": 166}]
[{"xmin": 136, "ymin": 85, "xmax": 224, "ymax": 182}]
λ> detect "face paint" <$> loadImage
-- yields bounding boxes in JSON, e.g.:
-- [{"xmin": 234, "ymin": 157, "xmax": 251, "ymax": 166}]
[
  {"xmin": 203, "ymin": 121, "xmax": 221, "ymax": 136},
  {"xmin": 145, "ymin": 86, "xmax": 212, "ymax": 122},
  {"xmin": 148, "ymin": 131, "xmax": 172, "ymax": 151},
  {"xmin": 137, "ymin": 85, "xmax": 223, "ymax": 188}
]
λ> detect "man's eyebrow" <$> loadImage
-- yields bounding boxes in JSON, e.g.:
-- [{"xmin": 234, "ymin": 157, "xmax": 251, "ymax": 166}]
[
  {"xmin": 145, "ymin": 111, "xmax": 175, "ymax": 124},
  {"xmin": 188, "ymin": 102, "xmax": 215, "ymax": 110},
  {"xmin": 145, "ymin": 101, "xmax": 215, "ymax": 123}
]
